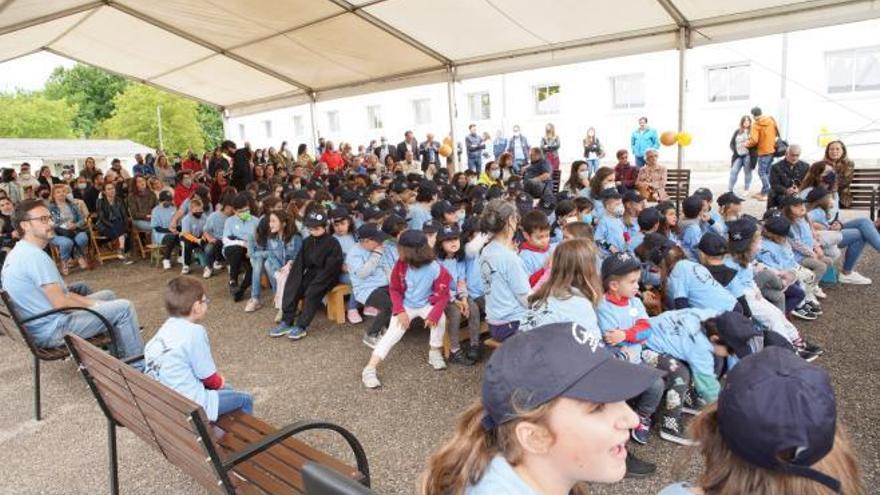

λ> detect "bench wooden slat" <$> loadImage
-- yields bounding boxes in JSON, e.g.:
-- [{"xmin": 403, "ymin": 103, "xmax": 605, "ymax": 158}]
[
  {"xmin": 221, "ymin": 434, "xmax": 305, "ymax": 494},
  {"xmin": 226, "ymin": 458, "xmax": 301, "ymax": 495}
]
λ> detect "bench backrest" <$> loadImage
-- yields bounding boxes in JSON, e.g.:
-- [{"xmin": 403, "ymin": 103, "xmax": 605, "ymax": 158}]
[
  {"xmin": 849, "ymin": 168, "xmax": 880, "ymax": 210},
  {"xmin": 664, "ymin": 169, "xmax": 691, "ymax": 199},
  {"xmin": 65, "ymin": 334, "xmax": 235, "ymax": 495},
  {"xmin": 0, "ymin": 289, "xmax": 38, "ymax": 353}
]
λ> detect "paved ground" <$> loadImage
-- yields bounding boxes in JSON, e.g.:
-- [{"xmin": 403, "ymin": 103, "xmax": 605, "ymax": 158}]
[{"xmin": 1, "ymin": 172, "xmax": 878, "ymax": 494}]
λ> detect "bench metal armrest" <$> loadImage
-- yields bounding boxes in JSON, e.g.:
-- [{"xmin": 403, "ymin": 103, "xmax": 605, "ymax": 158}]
[
  {"xmin": 24, "ymin": 306, "xmax": 119, "ymax": 357},
  {"xmin": 222, "ymin": 419, "xmax": 371, "ymax": 486},
  {"xmin": 121, "ymin": 354, "xmax": 144, "ymax": 365}
]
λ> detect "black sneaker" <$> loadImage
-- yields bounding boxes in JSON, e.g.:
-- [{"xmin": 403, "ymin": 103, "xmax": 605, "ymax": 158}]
[
  {"xmin": 228, "ymin": 281, "xmax": 239, "ymax": 298},
  {"xmin": 791, "ymin": 306, "xmax": 818, "ymax": 321},
  {"xmin": 681, "ymin": 389, "xmax": 706, "ymax": 416},
  {"xmin": 805, "ymin": 301, "xmax": 823, "ymax": 315},
  {"xmin": 797, "ymin": 348, "xmax": 820, "ymax": 362},
  {"xmin": 803, "ymin": 340, "xmax": 824, "ymax": 356},
  {"xmin": 625, "ymin": 452, "xmax": 656, "ymax": 479},
  {"xmin": 449, "ymin": 349, "xmax": 476, "ymax": 366},
  {"xmin": 659, "ymin": 416, "xmax": 695, "ymax": 446},
  {"xmin": 466, "ymin": 343, "xmax": 484, "ymax": 363}
]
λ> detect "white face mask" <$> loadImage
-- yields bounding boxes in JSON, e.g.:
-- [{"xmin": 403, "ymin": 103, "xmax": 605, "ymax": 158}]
[
  {"xmin": 490, "ymin": 169, "xmax": 501, "ymax": 179},
  {"xmin": 613, "ymin": 205, "xmax": 625, "ymax": 217},
  {"xmin": 578, "ymin": 170, "xmax": 589, "ymax": 180}
]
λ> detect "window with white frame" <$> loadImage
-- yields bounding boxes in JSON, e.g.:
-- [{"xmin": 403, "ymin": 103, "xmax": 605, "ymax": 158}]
[
  {"xmin": 263, "ymin": 120, "xmax": 273, "ymax": 139},
  {"xmin": 611, "ymin": 74, "xmax": 645, "ymax": 109},
  {"xmin": 367, "ymin": 105, "xmax": 383, "ymax": 129},
  {"xmin": 468, "ymin": 92, "xmax": 491, "ymax": 120},
  {"xmin": 706, "ymin": 63, "xmax": 750, "ymax": 102},
  {"xmin": 238, "ymin": 123, "xmax": 246, "ymax": 141},
  {"xmin": 293, "ymin": 115, "xmax": 304, "ymax": 136},
  {"xmin": 326, "ymin": 110, "xmax": 340, "ymax": 133},
  {"xmin": 533, "ymin": 84, "xmax": 560, "ymax": 115},
  {"xmin": 826, "ymin": 46, "xmax": 880, "ymax": 93},
  {"xmin": 412, "ymin": 99, "xmax": 431, "ymax": 125}
]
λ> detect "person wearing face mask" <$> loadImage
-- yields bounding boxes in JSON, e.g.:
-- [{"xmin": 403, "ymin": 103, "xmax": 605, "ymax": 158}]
[
  {"xmin": 634, "ymin": 149, "xmax": 667, "ymax": 201},
  {"xmin": 173, "ymin": 171, "xmax": 197, "ymax": 207},
  {"xmin": 564, "ymin": 160, "xmax": 591, "ymax": 197},
  {"xmin": 478, "ymin": 160, "xmax": 504, "ymax": 189},
  {"xmin": 595, "ymin": 190, "xmax": 628, "ymax": 257},
  {"xmin": 222, "ymin": 193, "xmax": 260, "ymax": 301},
  {"xmin": 73, "ymin": 176, "xmax": 99, "ymax": 213},
  {"xmin": 506, "ymin": 125, "xmax": 530, "ymax": 173},
  {"xmin": 16, "ymin": 162, "xmax": 40, "ymax": 191},
  {"xmin": 179, "ymin": 197, "xmax": 209, "ymax": 276},
  {"xmin": 152, "ymin": 191, "xmax": 180, "ymax": 271},
  {"xmin": 587, "ymin": 167, "xmax": 618, "ymax": 219}
]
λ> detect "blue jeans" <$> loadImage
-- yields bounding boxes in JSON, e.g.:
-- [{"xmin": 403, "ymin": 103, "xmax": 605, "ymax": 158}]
[
  {"xmin": 132, "ymin": 219, "xmax": 152, "ymax": 232},
  {"xmin": 586, "ymin": 159, "xmax": 600, "ymax": 177},
  {"xmin": 512, "ymin": 158, "xmax": 525, "ymax": 174},
  {"xmin": 51, "ymin": 231, "xmax": 88, "ymax": 261},
  {"xmin": 757, "ymin": 155, "xmax": 774, "ymax": 194},
  {"xmin": 729, "ymin": 155, "xmax": 752, "ymax": 192},
  {"xmin": 467, "ymin": 156, "xmax": 482, "ymax": 175},
  {"xmin": 250, "ymin": 254, "xmax": 281, "ymax": 299},
  {"xmin": 838, "ymin": 217, "xmax": 880, "ymax": 271},
  {"xmin": 635, "ymin": 156, "xmax": 646, "ymax": 168},
  {"xmin": 216, "ymin": 386, "xmax": 254, "ymax": 417},
  {"xmin": 45, "ymin": 284, "xmax": 144, "ymax": 369}
]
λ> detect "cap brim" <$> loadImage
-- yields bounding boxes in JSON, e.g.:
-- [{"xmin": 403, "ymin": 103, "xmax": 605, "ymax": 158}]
[
  {"xmin": 370, "ymin": 232, "xmax": 391, "ymax": 242},
  {"xmin": 562, "ymin": 356, "xmax": 665, "ymax": 404}
]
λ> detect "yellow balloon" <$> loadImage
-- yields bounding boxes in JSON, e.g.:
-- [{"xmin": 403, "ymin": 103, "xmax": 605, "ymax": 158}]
[
  {"xmin": 439, "ymin": 144, "xmax": 452, "ymax": 157},
  {"xmin": 676, "ymin": 132, "xmax": 692, "ymax": 147},
  {"xmin": 442, "ymin": 136, "xmax": 453, "ymax": 147}
]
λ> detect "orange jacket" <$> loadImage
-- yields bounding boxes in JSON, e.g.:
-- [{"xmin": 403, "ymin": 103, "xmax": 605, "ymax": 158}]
[{"xmin": 747, "ymin": 115, "xmax": 777, "ymax": 156}]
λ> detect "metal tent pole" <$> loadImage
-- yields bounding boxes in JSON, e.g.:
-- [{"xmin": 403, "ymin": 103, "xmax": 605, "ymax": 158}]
[
  {"xmin": 446, "ymin": 66, "xmax": 458, "ymax": 172},
  {"xmin": 309, "ymin": 92, "xmax": 319, "ymax": 155},
  {"xmin": 676, "ymin": 26, "xmax": 688, "ymax": 171}
]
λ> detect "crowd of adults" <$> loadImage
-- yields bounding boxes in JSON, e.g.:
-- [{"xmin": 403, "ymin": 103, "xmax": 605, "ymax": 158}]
[{"xmin": 0, "ymin": 108, "xmax": 872, "ymax": 495}]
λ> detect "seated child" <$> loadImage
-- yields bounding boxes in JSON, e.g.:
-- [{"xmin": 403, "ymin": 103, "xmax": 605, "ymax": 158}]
[
  {"xmin": 783, "ymin": 195, "xmax": 832, "ymax": 298},
  {"xmin": 693, "ymin": 187, "xmax": 725, "ymax": 235},
  {"xmin": 758, "ymin": 213, "xmax": 822, "ymax": 317},
  {"xmin": 436, "ymin": 223, "xmax": 481, "ymax": 365},
  {"xmin": 594, "ymin": 189, "xmax": 627, "ymax": 257},
  {"xmin": 330, "ymin": 207, "xmax": 361, "ymax": 323},
  {"xmin": 348, "ymin": 223, "xmax": 393, "ymax": 348},
  {"xmin": 151, "ymin": 190, "xmax": 179, "ymax": 270},
  {"xmin": 145, "ymin": 277, "xmax": 253, "ymax": 422},
  {"xmin": 518, "ymin": 209, "xmax": 553, "ymax": 284},
  {"xmin": 716, "ymin": 191, "xmax": 744, "ymax": 226},
  {"xmin": 622, "ymin": 190, "xmax": 645, "ymax": 253},
  {"xmin": 679, "ymin": 194, "xmax": 710, "ymax": 261},
  {"xmin": 179, "ymin": 196, "xmax": 208, "ymax": 275},
  {"xmin": 246, "ymin": 210, "xmax": 301, "ymax": 315}
]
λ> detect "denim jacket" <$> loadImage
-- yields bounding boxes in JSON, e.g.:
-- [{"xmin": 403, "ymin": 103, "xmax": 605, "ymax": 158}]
[{"xmin": 48, "ymin": 200, "xmax": 84, "ymax": 230}]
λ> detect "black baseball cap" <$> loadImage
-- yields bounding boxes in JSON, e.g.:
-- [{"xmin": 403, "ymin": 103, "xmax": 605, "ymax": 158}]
[
  {"xmin": 398, "ymin": 229, "xmax": 427, "ymax": 248},
  {"xmin": 431, "ymin": 200, "xmax": 457, "ymax": 219},
  {"xmin": 339, "ymin": 189, "xmax": 360, "ymax": 204},
  {"xmin": 422, "ymin": 219, "xmax": 442, "ymax": 234},
  {"xmin": 639, "ymin": 232, "xmax": 676, "ymax": 264},
  {"xmin": 362, "ymin": 204, "xmax": 386, "ymax": 222},
  {"xmin": 637, "ymin": 207, "xmax": 662, "ymax": 231},
  {"xmin": 158, "ymin": 190, "xmax": 173, "ymax": 202},
  {"xmin": 712, "ymin": 310, "xmax": 756, "ymax": 358},
  {"xmin": 727, "ymin": 217, "xmax": 758, "ymax": 252},
  {"xmin": 698, "ymin": 231, "xmax": 728, "ymax": 256},
  {"xmin": 601, "ymin": 252, "xmax": 642, "ymax": 281},
  {"xmin": 436, "ymin": 223, "xmax": 461, "ymax": 242},
  {"xmin": 717, "ymin": 191, "xmax": 744, "ymax": 207},
  {"xmin": 356, "ymin": 223, "xmax": 389, "ymax": 243},
  {"xmin": 778, "ymin": 195, "xmax": 805, "ymax": 207},
  {"xmin": 806, "ymin": 186, "xmax": 830, "ymax": 204},
  {"xmin": 481, "ymin": 322, "xmax": 664, "ymax": 429},
  {"xmin": 694, "ymin": 187, "xmax": 713, "ymax": 202},
  {"xmin": 623, "ymin": 190, "xmax": 644, "ymax": 204},
  {"xmin": 717, "ymin": 347, "xmax": 840, "ymax": 493},
  {"xmin": 599, "ymin": 188, "xmax": 621, "ymax": 202},
  {"xmin": 329, "ymin": 206, "xmax": 350, "ymax": 221},
  {"xmin": 682, "ymin": 195, "xmax": 704, "ymax": 218},
  {"xmin": 764, "ymin": 215, "xmax": 792, "ymax": 236},
  {"xmin": 303, "ymin": 210, "xmax": 328, "ymax": 228},
  {"xmin": 391, "ymin": 181, "xmax": 410, "ymax": 194}
]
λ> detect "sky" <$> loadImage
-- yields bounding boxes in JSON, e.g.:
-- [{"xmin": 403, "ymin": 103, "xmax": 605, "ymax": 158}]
[{"xmin": 0, "ymin": 52, "xmax": 75, "ymax": 92}]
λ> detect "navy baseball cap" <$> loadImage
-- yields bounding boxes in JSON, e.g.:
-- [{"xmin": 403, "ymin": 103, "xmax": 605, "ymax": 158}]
[
  {"xmin": 329, "ymin": 206, "xmax": 350, "ymax": 221},
  {"xmin": 362, "ymin": 204, "xmax": 386, "ymax": 222},
  {"xmin": 806, "ymin": 186, "xmax": 830, "ymax": 204},
  {"xmin": 778, "ymin": 195, "xmax": 805, "ymax": 207},
  {"xmin": 422, "ymin": 219, "xmax": 442, "ymax": 234},
  {"xmin": 481, "ymin": 322, "xmax": 664, "ymax": 429},
  {"xmin": 599, "ymin": 188, "xmax": 621, "ymax": 202},
  {"xmin": 623, "ymin": 190, "xmax": 644, "ymax": 204},
  {"xmin": 698, "ymin": 231, "xmax": 728, "ymax": 256},
  {"xmin": 398, "ymin": 229, "xmax": 427, "ymax": 248},
  {"xmin": 637, "ymin": 207, "xmax": 662, "ymax": 231},
  {"xmin": 712, "ymin": 310, "xmax": 757, "ymax": 358},
  {"xmin": 717, "ymin": 191, "xmax": 744, "ymax": 207},
  {"xmin": 436, "ymin": 223, "xmax": 461, "ymax": 242},
  {"xmin": 764, "ymin": 215, "xmax": 792, "ymax": 236},
  {"xmin": 693, "ymin": 187, "xmax": 713, "ymax": 202},
  {"xmin": 381, "ymin": 214, "xmax": 406, "ymax": 235},
  {"xmin": 727, "ymin": 217, "xmax": 757, "ymax": 252},
  {"xmin": 431, "ymin": 200, "xmax": 457, "ymax": 219},
  {"xmin": 303, "ymin": 210, "xmax": 327, "ymax": 228},
  {"xmin": 356, "ymin": 223, "xmax": 389, "ymax": 243},
  {"xmin": 639, "ymin": 232, "xmax": 676, "ymax": 264},
  {"xmin": 158, "ymin": 190, "xmax": 173, "ymax": 202},
  {"xmin": 717, "ymin": 347, "xmax": 840, "ymax": 493},
  {"xmin": 682, "ymin": 195, "xmax": 704, "ymax": 218},
  {"xmin": 601, "ymin": 252, "xmax": 641, "ymax": 281}
]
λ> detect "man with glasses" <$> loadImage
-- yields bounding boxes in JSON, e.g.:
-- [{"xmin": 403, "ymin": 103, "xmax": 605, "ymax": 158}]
[
  {"xmin": 1, "ymin": 199, "xmax": 145, "ymax": 368},
  {"xmin": 767, "ymin": 144, "xmax": 808, "ymax": 209}
]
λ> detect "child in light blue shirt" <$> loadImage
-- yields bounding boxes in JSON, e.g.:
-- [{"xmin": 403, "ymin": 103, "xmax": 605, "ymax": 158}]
[
  {"xmin": 679, "ymin": 195, "xmax": 710, "ymax": 261},
  {"xmin": 594, "ymin": 190, "xmax": 627, "ymax": 256},
  {"xmin": 436, "ymin": 224, "xmax": 482, "ymax": 364},
  {"xmin": 517, "ymin": 209, "xmax": 553, "ymax": 280},
  {"xmin": 151, "ymin": 191, "xmax": 179, "ymax": 269}
]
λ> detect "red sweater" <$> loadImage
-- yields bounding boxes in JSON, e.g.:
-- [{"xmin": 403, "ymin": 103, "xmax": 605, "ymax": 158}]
[{"xmin": 389, "ymin": 260, "xmax": 452, "ymax": 325}]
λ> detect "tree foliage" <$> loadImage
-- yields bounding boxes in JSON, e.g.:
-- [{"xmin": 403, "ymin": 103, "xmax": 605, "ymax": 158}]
[
  {"xmin": 0, "ymin": 92, "xmax": 77, "ymax": 138},
  {"xmin": 44, "ymin": 64, "xmax": 128, "ymax": 137},
  {"xmin": 197, "ymin": 103, "xmax": 224, "ymax": 151},
  {"xmin": 97, "ymin": 84, "xmax": 204, "ymax": 155}
]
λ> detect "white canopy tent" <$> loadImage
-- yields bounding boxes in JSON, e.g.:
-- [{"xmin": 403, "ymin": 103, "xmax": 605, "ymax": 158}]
[{"xmin": 1, "ymin": 0, "xmax": 879, "ymax": 165}]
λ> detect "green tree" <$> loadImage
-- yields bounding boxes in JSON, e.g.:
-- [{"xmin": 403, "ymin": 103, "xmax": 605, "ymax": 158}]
[
  {"xmin": 44, "ymin": 64, "xmax": 128, "ymax": 137},
  {"xmin": 97, "ymin": 84, "xmax": 204, "ymax": 155},
  {"xmin": 197, "ymin": 103, "xmax": 224, "ymax": 151},
  {"xmin": 0, "ymin": 92, "xmax": 77, "ymax": 138}
]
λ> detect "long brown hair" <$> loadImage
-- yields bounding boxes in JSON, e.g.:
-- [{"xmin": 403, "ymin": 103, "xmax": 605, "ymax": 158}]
[
  {"xmin": 801, "ymin": 161, "xmax": 830, "ymax": 190},
  {"xmin": 589, "ymin": 167, "xmax": 615, "ymax": 198},
  {"xmin": 529, "ymin": 239, "xmax": 601, "ymax": 306},
  {"xmin": 418, "ymin": 399, "xmax": 589, "ymax": 495},
  {"xmin": 677, "ymin": 403, "xmax": 865, "ymax": 495}
]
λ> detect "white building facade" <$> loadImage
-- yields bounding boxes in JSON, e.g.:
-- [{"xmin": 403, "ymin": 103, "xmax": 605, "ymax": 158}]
[{"xmin": 226, "ymin": 19, "xmax": 880, "ymax": 168}]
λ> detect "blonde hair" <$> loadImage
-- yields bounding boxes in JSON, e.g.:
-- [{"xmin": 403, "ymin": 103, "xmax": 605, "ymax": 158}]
[
  {"xmin": 677, "ymin": 403, "xmax": 865, "ymax": 495},
  {"xmin": 418, "ymin": 399, "xmax": 589, "ymax": 495},
  {"xmin": 529, "ymin": 238, "xmax": 602, "ymax": 306}
]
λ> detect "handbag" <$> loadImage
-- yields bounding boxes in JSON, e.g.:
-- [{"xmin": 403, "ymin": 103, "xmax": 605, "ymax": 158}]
[{"xmin": 772, "ymin": 117, "xmax": 788, "ymax": 158}]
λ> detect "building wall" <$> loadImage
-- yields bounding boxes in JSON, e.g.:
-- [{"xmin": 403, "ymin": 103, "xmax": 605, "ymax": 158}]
[{"xmin": 227, "ymin": 19, "xmax": 880, "ymax": 169}]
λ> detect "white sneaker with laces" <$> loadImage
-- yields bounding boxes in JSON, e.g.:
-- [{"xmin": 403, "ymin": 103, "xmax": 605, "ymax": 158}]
[
  {"xmin": 181, "ymin": 265, "xmax": 190, "ymax": 275},
  {"xmin": 814, "ymin": 287, "xmax": 827, "ymax": 299},
  {"xmin": 839, "ymin": 271, "xmax": 872, "ymax": 285},
  {"xmin": 203, "ymin": 267, "xmax": 212, "ymax": 279},
  {"xmin": 213, "ymin": 261, "xmax": 224, "ymax": 270},
  {"xmin": 428, "ymin": 348, "xmax": 447, "ymax": 370},
  {"xmin": 162, "ymin": 259, "xmax": 171, "ymax": 270},
  {"xmin": 244, "ymin": 299, "xmax": 262, "ymax": 313},
  {"xmin": 362, "ymin": 368, "xmax": 381, "ymax": 389}
]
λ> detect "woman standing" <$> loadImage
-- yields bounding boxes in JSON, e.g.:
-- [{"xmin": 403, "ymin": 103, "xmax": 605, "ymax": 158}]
[
  {"xmin": 480, "ymin": 131, "xmax": 495, "ymax": 172},
  {"xmin": 819, "ymin": 140, "xmax": 855, "ymax": 208},
  {"xmin": 541, "ymin": 123, "xmax": 561, "ymax": 172},
  {"xmin": 155, "ymin": 154, "xmax": 177, "ymax": 187},
  {"xmin": 81, "ymin": 157, "xmax": 100, "ymax": 182},
  {"xmin": 728, "ymin": 115, "xmax": 756, "ymax": 193},
  {"xmin": 48, "ymin": 185, "xmax": 90, "ymax": 274},
  {"xmin": 583, "ymin": 127, "xmax": 604, "ymax": 177}
]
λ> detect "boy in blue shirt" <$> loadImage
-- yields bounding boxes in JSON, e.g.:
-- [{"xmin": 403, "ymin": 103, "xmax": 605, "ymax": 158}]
[
  {"xmin": 179, "ymin": 196, "xmax": 208, "ymax": 275},
  {"xmin": 145, "ymin": 277, "xmax": 253, "ymax": 422},
  {"xmin": 679, "ymin": 195, "xmax": 710, "ymax": 261},
  {"xmin": 694, "ymin": 188, "xmax": 725, "ymax": 235},
  {"xmin": 347, "ymin": 223, "xmax": 392, "ymax": 348},
  {"xmin": 517, "ymin": 209, "xmax": 553, "ymax": 283},
  {"xmin": 622, "ymin": 190, "xmax": 645, "ymax": 253},
  {"xmin": 202, "ymin": 193, "xmax": 234, "ymax": 278},
  {"xmin": 758, "ymin": 213, "xmax": 823, "ymax": 317},
  {"xmin": 151, "ymin": 190, "xmax": 179, "ymax": 271},
  {"xmin": 598, "ymin": 253, "xmax": 691, "ymax": 446},
  {"xmin": 594, "ymin": 189, "xmax": 627, "ymax": 257}
]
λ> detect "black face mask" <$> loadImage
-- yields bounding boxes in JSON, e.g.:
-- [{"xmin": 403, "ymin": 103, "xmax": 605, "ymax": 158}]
[{"xmin": 193, "ymin": 212, "xmax": 203, "ymax": 218}]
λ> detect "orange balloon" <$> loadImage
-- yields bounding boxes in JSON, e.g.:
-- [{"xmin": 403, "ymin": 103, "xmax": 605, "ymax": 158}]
[
  {"xmin": 439, "ymin": 144, "xmax": 452, "ymax": 157},
  {"xmin": 442, "ymin": 136, "xmax": 453, "ymax": 147},
  {"xmin": 660, "ymin": 131, "xmax": 678, "ymax": 146}
]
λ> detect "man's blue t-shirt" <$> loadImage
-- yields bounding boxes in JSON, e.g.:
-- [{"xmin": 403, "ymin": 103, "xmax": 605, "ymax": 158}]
[{"xmin": 1, "ymin": 239, "xmax": 67, "ymax": 345}]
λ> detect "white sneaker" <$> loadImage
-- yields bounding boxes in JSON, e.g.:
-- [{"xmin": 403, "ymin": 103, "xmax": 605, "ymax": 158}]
[
  {"xmin": 428, "ymin": 349, "xmax": 447, "ymax": 370},
  {"xmin": 814, "ymin": 287, "xmax": 827, "ymax": 299},
  {"xmin": 274, "ymin": 308, "xmax": 283, "ymax": 323},
  {"xmin": 347, "ymin": 308, "xmax": 363, "ymax": 324},
  {"xmin": 361, "ymin": 368, "xmax": 381, "ymax": 389},
  {"xmin": 244, "ymin": 298, "xmax": 262, "ymax": 313},
  {"xmin": 181, "ymin": 265, "xmax": 190, "ymax": 275},
  {"xmin": 839, "ymin": 271, "xmax": 872, "ymax": 285},
  {"xmin": 213, "ymin": 261, "xmax": 224, "ymax": 270},
  {"xmin": 162, "ymin": 259, "xmax": 171, "ymax": 270},
  {"xmin": 203, "ymin": 267, "xmax": 212, "ymax": 279}
]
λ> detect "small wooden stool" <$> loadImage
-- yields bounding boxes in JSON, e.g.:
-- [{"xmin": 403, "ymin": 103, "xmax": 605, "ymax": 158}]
[{"xmin": 326, "ymin": 284, "xmax": 352, "ymax": 324}]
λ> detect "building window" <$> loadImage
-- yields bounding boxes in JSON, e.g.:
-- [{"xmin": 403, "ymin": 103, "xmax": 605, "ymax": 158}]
[
  {"xmin": 533, "ymin": 84, "xmax": 560, "ymax": 115},
  {"xmin": 326, "ymin": 110, "xmax": 340, "ymax": 133},
  {"xmin": 412, "ymin": 98, "xmax": 431, "ymax": 125},
  {"xmin": 367, "ymin": 105, "xmax": 383, "ymax": 129},
  {"xmin": 706, "ymin": 63, "xmax": 750, "ymax": 102},
  {"xmin": 263, "ymin": 120, "xmax": 273, "ymax": 139},
  {"xmin": 468, "ymin": 92, "xmax": 491, "ymax": 120},
  {"xmin": 238, "ymin": 123, "xmax": 246, "ymax": 141},
  {"xmin": 826, "ymin": 46, "xmax": 880, "ymax": 93},
  {"xmin": 611, "ymin": 73, "xmax": 645, "ymax": 109},
  {"xmin": 293, "ymin": 115, "xmax": 304, "ymax": 136}
]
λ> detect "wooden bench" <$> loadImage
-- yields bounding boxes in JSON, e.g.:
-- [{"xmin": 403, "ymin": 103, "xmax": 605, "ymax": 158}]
[
  {"xmin": 847, "ymin": 168, "xmax": 880, "ymax": 220},
  {"xmin": 664, "ymin": 168, "xmax": 691, "ymax": 213},
  {"xmin": 551, "ymin": 169, "xmax": 562, "ymax": 193},
  {"xmin": 65, "ymin": 333, "xmax": 371, "ymax": 495},
  {"xmin": 326, "ymin": 284, "xmax": 352, "ymax": 325},
  {"xmin": 0, "ymin": 289, "xmax": 117, "ymax": 420},
  {"xmin": 442, "ymin": 320, "xmax": 490, "ymax": 358}
]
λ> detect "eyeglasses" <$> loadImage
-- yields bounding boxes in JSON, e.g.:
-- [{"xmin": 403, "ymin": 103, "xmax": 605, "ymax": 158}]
[{"xmin": 23, "ymin": 215, "xmax": 52, "ymax": 224}]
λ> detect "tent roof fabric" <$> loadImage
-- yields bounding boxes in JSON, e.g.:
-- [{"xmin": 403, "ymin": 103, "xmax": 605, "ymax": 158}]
[
  {"xmin": 1, "ymin": 0, "xmax": 878, "ymax": 116},
  {"xmin": 0, "ymin": 138, "xmax": 152, "ymax": 160}
]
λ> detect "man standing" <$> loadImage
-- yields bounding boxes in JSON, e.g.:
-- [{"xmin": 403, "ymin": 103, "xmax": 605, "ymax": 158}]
[
  {"xmin": 506, "ymin": 125, "xmax": 530, "ymax": 173},
  {"xmin": 420, "ymin": 133, "xmax": 440, "ymax": 173},
  {"xmin": 630, "ymin": 117, "xmax": 659, "ymax": 168},
  {"xmin": 493, "ymin": 130, "xmax": 508, "ymax": 159},
  {"xmin": 109, "ymin": 158, "xmax": 131, "ymax": 180},
  {"xmin": 374, "ymin": 136, "xmax": 397, "ymax": 164},
  {"xmin": 2, "ymin": 199, "xmax": 145, "ymax": 367},
  {"xmin": 397, "ymin": 131, "xmax": 419, "ymax": 162},
  {"xmin": 465, "ymin": 124, "xmax": 485, "ymax": 175},
  {"xmin": 132, "ymin": 154, "xmax": 154, "ymax": 176},
  {"xmin": 767, "ymin": 144, "xmax": 808, "ymax": 209},
  {"xmin": 748, "ymin": 106, "xmax": 779, "ymax": 202}
]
